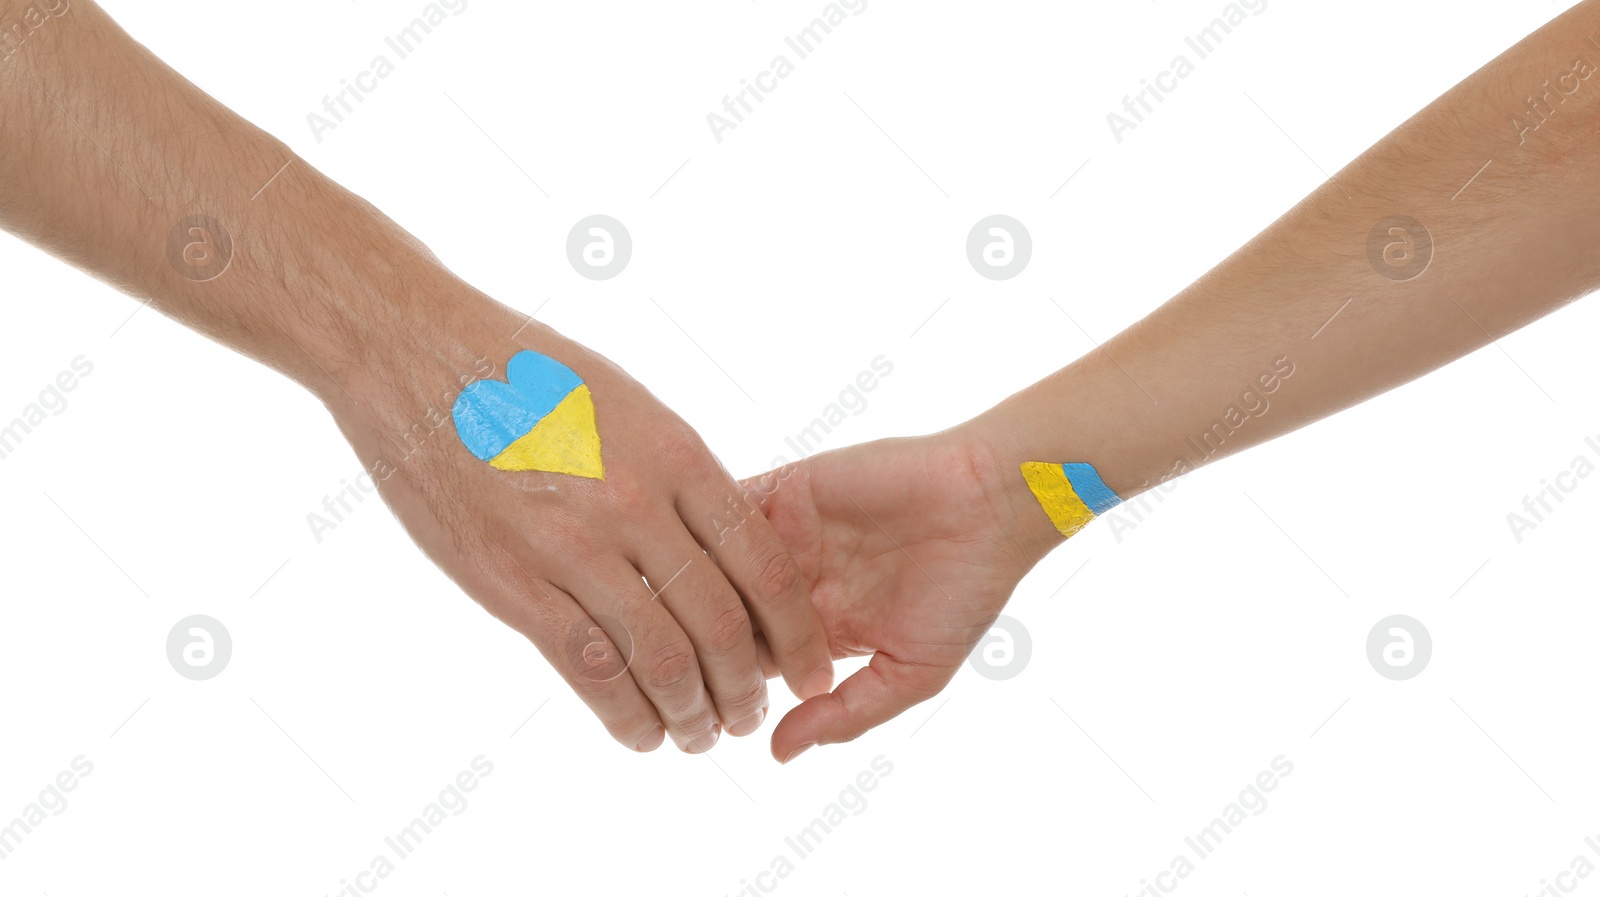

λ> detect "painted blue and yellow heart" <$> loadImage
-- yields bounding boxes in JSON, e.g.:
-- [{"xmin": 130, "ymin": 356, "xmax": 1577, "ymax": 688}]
[{"xmin": 452, "ymin": 351, "xmax": 605, "ymax": 479}]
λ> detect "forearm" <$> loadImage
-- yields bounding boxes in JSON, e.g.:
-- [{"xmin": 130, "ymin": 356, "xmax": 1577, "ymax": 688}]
[
  {"xmin": 972, "ymin": 2, "xmax": 1600, "ymax": 552},
  {"xmin": 1, "ymin": 5, "xmax": 840, "ymax": 744},
  {"xmin": 0, "ymin": 1, "xmax": 546, "ymax": 427}
]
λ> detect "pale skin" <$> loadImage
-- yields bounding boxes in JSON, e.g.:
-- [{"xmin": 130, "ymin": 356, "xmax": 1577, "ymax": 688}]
[
  {"xmin": 754, "ymin": 2, "xmax": 1600, "ymax": 763},
  {"xmin": 0, "ymin": 1, "xmax": 838, "ymax": 754},
  {"xmin": 5, "ymin": 0, "xmax": 1596, "ymax": 767}
]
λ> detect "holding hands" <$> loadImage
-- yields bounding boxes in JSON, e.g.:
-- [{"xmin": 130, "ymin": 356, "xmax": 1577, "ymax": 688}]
[
  {"xmin": 8, "ymin": 0, "xmax": 1600, "ymax": 766},
  {"xmin": 742, "ymin": 430, "xmax": 1054, "ymax": 763},
  {"xmin": 323, "ymin": 297, "xmax": 836, "ymax": 755}
]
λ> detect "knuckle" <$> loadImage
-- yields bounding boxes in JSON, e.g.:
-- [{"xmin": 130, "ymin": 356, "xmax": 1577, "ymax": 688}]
[
  {"xmin": 719, "ymin": 676, "xmax": 767, "ymax": 715},
  {"xmin": 568, "ymin": 664, "xmax": 625, "ymax": 700},
  {"xmin": 657, "ymin": 425, "xmax": 713, "ymax": 474},
  {"xmin": 606, "ymin": 476, "xmax": 654, "ymax": 521},
  {"xmin": 839, "ymin": 726, "xmax": 870, "ymax": 744},
  {"xmin": 674, "ymin": 704, "xmax": 720, "ymax": 738},
  {"xmin": 573, "ymin": 647, "xmax": 631, "ymax": 687},
  {"xmin": 643, "ymin": 641, "xmax": 697, "ymax": 692},
  {"xmin": 562, "ymin": 618, "xmax": 635, "ymax": 686},
  {"xmin": 903, "ymin": 669, "xmax": 949, "ymax": 703},
  {"xmin": 749, "ymin": 546, "xmax": 803, "ymax": 604},
  {"xmin": 703, "ymin": 604, "xmax": 753, "ymax": 658}
]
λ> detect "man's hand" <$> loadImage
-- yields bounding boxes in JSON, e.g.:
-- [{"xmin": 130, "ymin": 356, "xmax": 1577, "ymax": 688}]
[
  {"xmin": 742, "ymin": 430, "xmax": 1052, "ymax": 763},
  {"xmin": 0, "ymin": 0, "xmax": 833, "ymax": 754},
  {"xmin": 330, "ymin": 299, "xmax": 835, "ymax": 754}
]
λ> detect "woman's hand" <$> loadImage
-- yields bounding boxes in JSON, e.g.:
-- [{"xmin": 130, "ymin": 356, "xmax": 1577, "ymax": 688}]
[{"xmin": 742, "ymin": 428, "xmax": 1060, "ymax": 763}]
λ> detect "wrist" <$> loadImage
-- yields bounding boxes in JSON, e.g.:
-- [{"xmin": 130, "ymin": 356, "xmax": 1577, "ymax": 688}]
[
  {"xmin": 210, "ymin": 161, "xmax": 573, "ymax": 446},
  {"xmin": 170, "ymin": 154, "xmax": 509, "ymax": 411},
  {"xmin": 956, "ymin": 392, "xmax": 1153, "ymax": 564},
  {"xmin": 946, "ymin": 416, "xmax": 1071, "ymax": 567},
  {"xmin": 316, "ymin": 282, "xmax": 581, "ymax": 480}
]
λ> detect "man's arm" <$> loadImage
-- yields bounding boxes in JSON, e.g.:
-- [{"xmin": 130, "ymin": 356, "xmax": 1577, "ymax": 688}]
[{"xmin": 0, "ymin": 0, "xmax": 834, "ymax": 751}]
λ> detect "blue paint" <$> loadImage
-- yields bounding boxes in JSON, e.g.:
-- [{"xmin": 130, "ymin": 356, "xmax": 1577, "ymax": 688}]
[
  {"xmin": 1061, "ymin": 462, "xmax": 1122, "ymax": 514},
  {"xmin": 452, "ymin": 350, "xmax": 584, "ymax": 461}
]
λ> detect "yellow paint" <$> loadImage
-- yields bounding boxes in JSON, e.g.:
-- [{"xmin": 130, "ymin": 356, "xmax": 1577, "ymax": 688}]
[
  {"xmin": 490, "ymin": 384, "xmax": 605, "ymax": 479},
  {"xmin": 1020, "ymin": 461, "xmax": 1096, "ymax": 538}
]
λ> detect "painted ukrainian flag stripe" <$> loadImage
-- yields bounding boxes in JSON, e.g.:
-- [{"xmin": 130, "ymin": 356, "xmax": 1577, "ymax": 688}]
[
  {"xmin": 1060, "ymin": 462, "xmax": 1121, "ymax": 514},
  {"xmin": 1020, "ymin": 461, "xmax": 1123, "ymax": 538}
]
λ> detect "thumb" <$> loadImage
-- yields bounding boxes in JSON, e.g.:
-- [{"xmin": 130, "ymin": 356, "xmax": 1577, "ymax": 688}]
[{"xmin": 770, "ymin": 651, "xmax": 948, "ymax": 763}]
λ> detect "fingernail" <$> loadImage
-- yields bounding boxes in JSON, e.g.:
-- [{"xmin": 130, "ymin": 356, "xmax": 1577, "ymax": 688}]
[
  {"xmin": 634, "ymin": 727, "xmax": 665, "ymax": 752},
  {"xmin": 781, "ymin": 743, "xmax": 815, "ymax": 765},
  {"xmin": 799, "ymin": 666, "xmax": 834, "ymax": 700},
  {"xmin": 685, "ymin": 726, "xmax": 721, "ymax": 754},
  {"xmin": 728, "ymin": 707, "xmax": 766, "ymax": 737}
]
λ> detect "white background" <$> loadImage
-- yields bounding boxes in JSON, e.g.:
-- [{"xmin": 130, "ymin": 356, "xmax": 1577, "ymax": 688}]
[{"xmin": 3, "ymin": 1, "xmax": 1598, "ymax": 894}]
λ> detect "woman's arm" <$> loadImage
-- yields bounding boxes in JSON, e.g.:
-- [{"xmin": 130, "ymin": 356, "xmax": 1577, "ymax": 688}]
[
  {"xmin": 976, "ymin": 0, "xmax": 1600, "ymax": 555},
  {"xmin": 757, "ymin": 0, "xmax": 1600, "ymax": 760}
]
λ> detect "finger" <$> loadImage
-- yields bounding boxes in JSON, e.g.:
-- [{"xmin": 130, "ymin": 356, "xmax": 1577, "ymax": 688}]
[
  {"xmin": 745, "ymin": 611, "xmax": 780, "ymax": 678},
  {"xmin": 769, "ymin": 652, "xmax": 951, "ymax": 763},
  {"xmin": 754, "ymin": 630, "xmax": 779, "ymax": 680},
  {"xmin": 637, "ymin": 540, "xmax": 769, "ymax": 738},
  {"xmin": 574, "ymin": 563, "xmax": 723, "ymax": 754},
  {"xmin": 682, "ymin": 485, "xmax": 833, "ymax": 702},
  {"xmin": 502, "ymin": 579, "xmax": 667, "ymax": 753}
]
